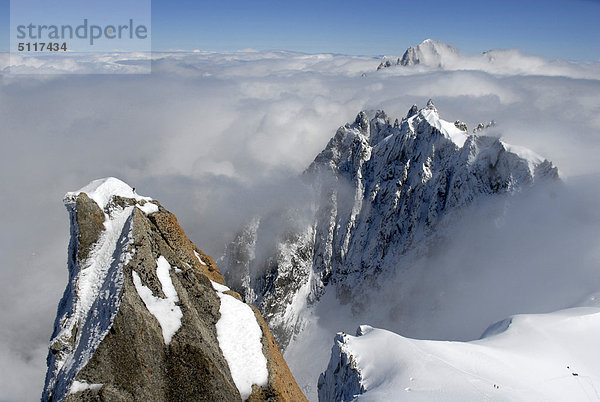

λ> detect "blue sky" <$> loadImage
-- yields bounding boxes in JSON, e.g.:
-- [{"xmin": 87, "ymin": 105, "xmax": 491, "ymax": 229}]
[{"xmin": 1, "ymin": 0, "xmax": 599, "ymax": 60}]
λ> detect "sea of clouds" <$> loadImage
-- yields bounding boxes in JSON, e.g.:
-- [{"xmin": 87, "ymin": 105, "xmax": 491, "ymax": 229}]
[{"xmin": 1, "ymin": 47, "xmax": 599, "ymax": 400}]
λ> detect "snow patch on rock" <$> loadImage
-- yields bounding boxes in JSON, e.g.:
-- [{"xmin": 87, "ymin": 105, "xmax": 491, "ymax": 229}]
[
  {"xmin": 212, "ymin": 282, "xmax": 268, "ymax": 400},
  {"xmin": 132, "ymin": 256, "xmax": 182, "ymax": 345},
  {"xmin": 69, "ymin": 380, "xmax": 103, "ymax": 394},
  {"xmin": 136, "ymin": 202, "xmax": 159, "ymax": 215},
  {"xmin": 194, "ymin": 250, "xmax": 208, "ymax": 266},
  {"xmin": 210, "ymin": 280, "xmax": 231, "ymax": 293}
]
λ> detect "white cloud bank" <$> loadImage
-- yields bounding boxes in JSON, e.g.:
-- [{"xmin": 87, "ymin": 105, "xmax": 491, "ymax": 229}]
[{"xmin": 0, "ymin": 46, "xmax": 599, "ymax": 400}]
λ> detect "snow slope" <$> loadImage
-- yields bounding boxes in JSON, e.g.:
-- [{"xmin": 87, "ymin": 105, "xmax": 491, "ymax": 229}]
[
  {"xmin": 211, "ymin": 280, "xmax": 269, "ymax": 400},
  {"xmin": 319, "ymin": 307, "xmax": 600, "ymax": 401}
]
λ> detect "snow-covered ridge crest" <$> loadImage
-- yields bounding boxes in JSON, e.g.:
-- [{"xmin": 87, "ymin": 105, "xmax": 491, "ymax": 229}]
[
  {"xmin": 319, "ymin": 307, "xmax": 600, "ymax": 400},
  {"xmin": 65, "ymin": 177, "xmax": 154, "ymax": 212}
]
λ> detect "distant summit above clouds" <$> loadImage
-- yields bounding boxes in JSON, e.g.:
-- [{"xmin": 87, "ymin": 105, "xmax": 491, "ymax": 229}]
[
  {"xmin": 377, "ymin": 39, "xmax": 600, "ymax": 78},
  {"xmin": 400, "ymin": 38, "xmax": 459, "ymax": 67},
  {"xmin": 378, "ymin": 39, "xmax": 460, "ymax": 69}
]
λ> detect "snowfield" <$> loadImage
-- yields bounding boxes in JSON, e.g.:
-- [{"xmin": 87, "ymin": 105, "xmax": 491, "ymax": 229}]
[{"xmin": 319, "ymin": 307, "xmax": 600, "ymax": 401}]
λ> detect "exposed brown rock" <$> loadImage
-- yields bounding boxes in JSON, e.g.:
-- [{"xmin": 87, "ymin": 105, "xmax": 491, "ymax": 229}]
[
  {"xmin": 147, "ymin": 205, "xmax": 226, "ymax": 284},
  {"xmin": 248, "ymin": 306, "xmax": 308, "ymax": 402},
  {"xmin": 47, "ymin": 190, "xmax": 304, "ymax": 402},
  {"xmin": 74, "ymin": 194, "xmax": 105, "ymax": 262}
]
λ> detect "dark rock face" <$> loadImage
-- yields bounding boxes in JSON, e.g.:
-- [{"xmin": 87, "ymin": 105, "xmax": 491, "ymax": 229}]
[
  {"xmin": 43, "ymin": 181, "xmax": 305, "ymax": 402},
  {"xmin": 62, "ymin": 206, "xmax": 237, "ymax": 401},
  {"xmin": 73, "ymin": 194, "xmax": 105, "ymax": 262}
]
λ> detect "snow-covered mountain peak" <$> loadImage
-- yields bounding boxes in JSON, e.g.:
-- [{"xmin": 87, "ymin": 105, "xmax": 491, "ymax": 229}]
[
  {"xmin": 44, "ymin": 178, "xmax": 306, "ymax": 401},
  {"xmin": 312, "ymin": 101, "xmax": 556, "ymax": 198},
  {"xmin": 333, "ymin": 101, "xmax": 468, "ymax": 152},
  {"xmin": 325, "ymin": 101, "xmax": 470, "ymax": 155},
  {"xmin": 65, "ymin": 177, "xmax": 152, "ymax": 211},
  {"xmin": 358, "ymin": 101, "xmax": 549, "ymax": 166},
  {"xmin": 377, "ymin": 39, "xmax": 459, "ymax": 70},
  {"xmin": 400, "ymin": 39, "xmax": 459, "ymax": 67},
  {"xmin": 406, "ymin": 104, "xmax": 419, "ymax": 119},
  {"xmin": 425, "ymin": 98, "xmax": 436, "ymax": 110},
  {"xmin": 223, "ymin": 102, "xmax": 559, "ymax": 362}
]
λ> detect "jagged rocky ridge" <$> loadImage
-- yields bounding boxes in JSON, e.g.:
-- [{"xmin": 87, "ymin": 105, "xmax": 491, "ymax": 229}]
[
  {"xmin": 222, "ymin": 101, "xmax": 558, "ymax": 350},
  {"xmin": 42, "ymin": 178, "xmax": 305, "ymax": 402},
  {"xmin": 317, "ymin": 326, "xmax": 369, "ymax": 402}
]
